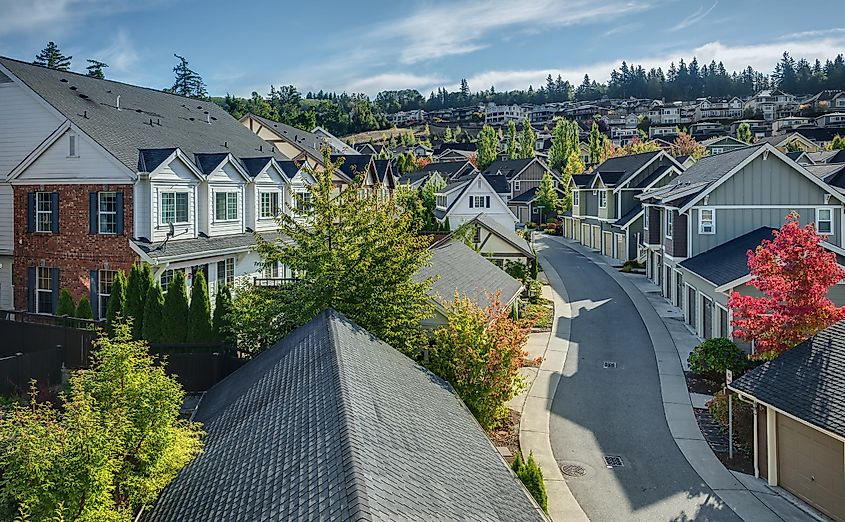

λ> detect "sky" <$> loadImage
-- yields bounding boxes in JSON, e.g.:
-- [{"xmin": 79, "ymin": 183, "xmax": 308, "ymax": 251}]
[{"xmin": 1, "ymin": 0, "xmax": 844, "ymax": 98}]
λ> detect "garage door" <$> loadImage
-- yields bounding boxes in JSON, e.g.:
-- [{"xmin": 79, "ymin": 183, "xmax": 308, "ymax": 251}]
[
  {"xmin": 603, "ymin": 232, "xmax": 613, "ymax": 257},
  {"xmin": 581, "ymin": 224, "xmax": 589, "ymax": 246},
  {"xmin": 592, "ymin": 226, "xmax": 600, "ymax": 250},
  {"xmin": 616, "ymin": 234, "xmax": 625, "ymax": 262},
  {"xmin": 778, "ymin": 413, "xmax": 845, "ymax": 522}
]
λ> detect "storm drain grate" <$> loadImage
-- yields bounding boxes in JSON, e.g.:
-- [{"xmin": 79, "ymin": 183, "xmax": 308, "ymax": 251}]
[
  {"xmin": 604, "ymin": 455, "xmax": 624, "ymax": 468},
  {"xmin": 603, "ymin": 361, "xmax": 617, "ymax": 369},
  {"xmin": 561, "ymin": 464, "xmax": 587, "ymax": 477}
]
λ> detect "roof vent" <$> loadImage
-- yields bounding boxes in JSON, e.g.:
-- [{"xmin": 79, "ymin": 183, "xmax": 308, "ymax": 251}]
[
  {"xmin": 60, "ymin": 78, "xmax": 68, "ymax": 83},
  {"xmin": 206, "ymin": 113, "xmax": 210, "ymax": 124},
  {"xmin": 79, "ymin": 94, "xmax": 88, "ymax": 99},
  {"xmin": 189, "ymin": 117, "xmax": 195, "ymax": 121},
  {"xmin": 197, "ymin": 105, "xmax": 202, "ymax": 109},
  {"xmin": 70, "ymin": 86, "xmax": 77, "ymax": 91},
  {"xmin": 135, "ymin": 108, "xmax": 142, "ymax": 113},
  {"xmin": 116, "ymin": 95, "xmax": 120, "ymax": 110},
  {"xmin": 224, "ymin": 141, "xmax": 228, "ymax": 148}
]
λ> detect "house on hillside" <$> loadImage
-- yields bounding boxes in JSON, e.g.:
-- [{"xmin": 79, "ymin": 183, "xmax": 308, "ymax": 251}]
[
  {"xmin": 700, "ymin": 135, "xmax": 748, "ymax": 155},
  {"xmin": 433, "ymin": 172, "xmax": 517, "ymax": 231},
  {"xmin": 479, "ymin": 158, "xmax": 561, "ymax": 223},
  {"xmin": 143, "ymin": 309, "xmax": 546, "ymax": 522}
]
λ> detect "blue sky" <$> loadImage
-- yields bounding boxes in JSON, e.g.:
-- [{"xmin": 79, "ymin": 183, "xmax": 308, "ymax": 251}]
[{"xmin": 2, "ymin": 0, "xmax": 844, "ymax": 98}]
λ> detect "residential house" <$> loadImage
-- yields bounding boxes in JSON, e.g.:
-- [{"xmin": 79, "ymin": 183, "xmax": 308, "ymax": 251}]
[
  {"xmin": 563, "ymin": 150, "xmax": 682, "ymax": 263},
  {"xmin": 637, "ymin": 143, "xmax": 845, "ymax": 343},
  {"xmin": 434, "ymin": 172, "xmax": 517, "ymax": 231},
  {"xmin": 0, "ymin": 56, "xmax": 291, "ymax": 317},
  {"xmin": 688, "ymin": 122, "xmax": 724, "ymax": 140},
  {"xmin": 729, "ymin": 319, "xmax": 845, "ymax": 522},
  {"xmin": 792, "ymin": 127, "xmax": 845, "ymax": 149},
  {"xmin": 311, "ymin": 125, "xmax": 358, "ymax": 155},
  {"xmin": 479, "ymin": 158, "xmax": 560, "ymax": 223},
  {"xmin": 800, "ymin": 90, "xmax": 845, "ymax": 114},
  {"xmin": 693, "ymin": 97, "xmax": 743, "ymax": 122},
  {"xmin": 143, "ymin": 309, "xmax": 546, "ymax": 522},
  {"xmin": 649, "ymin": 125, "xmax": 679, "ymax": 140},
  {"xmin": 701, "ymin": 135, "xmax": 748, "ymax": 155},
  {"xmin": 386, "ymin": 108, "xmax": 426, "ymax": 126},
  {"xmin": 239, "ymin": 113, "xmax": 324, "ymax": 165},
  {"xmin": 415, "ymin": 240, "xmax": 523, "ymax": 330},
  {"xmin": 755, "ymin": 132, "xmax": 820, "ymax": 153},
  {"xmin": 675, "ymin": 155, "xmax": 698, "ymax": 169},
  {"xmin": 407, "ymin": 159, "xmax": 475, "ymax": 183},
  {"xmin": 771, "ymin": 116, "xmax": 813, "ymax": 135},
  {"xmin": 464, "ymin": 213, "xmax": 535, "ymax": 266},
  {"xmin": 815, "ymin": 112, "xmax": 845, "ymax": 128},
  {"xmin": 745, "ymin": 90, "xmax": 798, "ymax": 121},
  {"xmin": 729, "ymin": 119, "xmax": 770, "ymax": 140},
  {"xmin": 484, "ymin": 103, "xmax": 527, "ymax": 125}
]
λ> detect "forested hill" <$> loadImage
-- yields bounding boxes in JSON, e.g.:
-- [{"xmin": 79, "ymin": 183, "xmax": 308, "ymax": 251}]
[{"xmin": 212, "ymin": 51, "xmax": 845, "ymax": 137}]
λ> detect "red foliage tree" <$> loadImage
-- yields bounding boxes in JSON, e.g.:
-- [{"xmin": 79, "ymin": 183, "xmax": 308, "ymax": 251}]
[
  {"xmin": 468, "ymin": 152, "xmax": 478, "ymax": 169},
  {"xmin": 729, "ymin": 212, "xmax": 845, "ymax": 359},
  {"xmin": 415, "ymin": 155, "xmax": 431, "ymax": 170}
]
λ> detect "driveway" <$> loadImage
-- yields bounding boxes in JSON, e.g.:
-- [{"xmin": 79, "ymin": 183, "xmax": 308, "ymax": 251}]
[{"xmin": 537, "ymin": 236, "xmax": 740, "ymax": 522}]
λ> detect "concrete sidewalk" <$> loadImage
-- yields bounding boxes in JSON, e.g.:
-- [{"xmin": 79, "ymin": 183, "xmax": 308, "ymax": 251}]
[
  {"xmin": 553, "ymin": 236, "xmax": 818, "ymax": 522},
  {"xmin": 512, "ymin": 271, "xmax": 589, "ymax": 522}
]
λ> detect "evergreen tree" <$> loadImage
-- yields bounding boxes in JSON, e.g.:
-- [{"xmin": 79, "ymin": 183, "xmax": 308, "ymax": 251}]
[
  {"xmin": 142, "ymin": 283, "xmax": 165, "ymax": 343},
  {"xmin": 57, "ymin": 289, "xmax": 76, "ymax": 317},
  {"xmin": 737, "ymin": 122, "xmax": 752, "ymax": 144},
  {"xmin": 33, "ymin": 42, "xmax": 71, "ymax": 70},
  {"xmin": 588, "ymin": 122, "xmax": 603, "ymax": 164},
  {"xmin": 506, "ymin": 120, "xmax": 519, "ymax": 160},
  {"xmin": 76, "ymin": 296, "xmax": 94, "ymax": 320},
  {"xmin": 443, "ymin": 126, "xmax": 454, "ymax": 142},
  {"xmin": 165, "ymin": 54, "xmax": 207, "ymax": 99},
  {"xmin": 187, "ymin": 271, "xmax": 213, "ymax": 343},
  {"xmin": 125, "ymin": 264, "xmax": 149, "ymax": 339},
  {"xmin": 105, "ymin": 271, "xmax": 127, "ymax": 337},
  {"xmin": 212, "ymin": 285, "xmax": 234, "ymax": 343},
  {"xmin": 161, "ymin": 271, "xmax": 189, "ymax": 343},
  {"xmin": 85, "ymin": 59, "xmax": 108, "ymax": 79},
  {"xmin": 520, "ymin": 119, "xmax": 536, "ymax": 158},
  {"xmin": 535, "ymin": 172, "xmax": 560, "ymax": 221},
  {"xmin": 476, "ymin": 124, "xmax": 498, "ymax": 171}
]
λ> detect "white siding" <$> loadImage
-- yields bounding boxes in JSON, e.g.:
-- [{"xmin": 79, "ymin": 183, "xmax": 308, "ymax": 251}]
[
  {"xmin": 149, "ymin": 157, "xmax": 199, "ymax": 243},
  {"xmin": 204, "ymin": 162, "xmax": 246, "ymax": 237},
  {"xmin": 13, "ymin": 129, "xmax": 130, "ymax": 183},
  {"xmin": 0, "ymin": 255, "xmax": 11, "ymax": 310},
  {"xmin": 0, "ymin": 79, "xmax": 62, "ymax": 178},
  {"xmin": 447, "ymin": 177, "xmax": 516, "ymax": 231},
  {"xmin": 250, "ymin": 164, "xmax": 287, "ymax": 232},
  {"xmin": 0, "ymin": 183, "xmax": 12, "ymax": 254},
  {"xmin": 134, "ymin": 179, "xmax": 151, "ymax": 240}
]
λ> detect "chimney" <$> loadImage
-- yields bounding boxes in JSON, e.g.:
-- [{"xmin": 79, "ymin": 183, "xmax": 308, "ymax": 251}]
[{"xmin": 116, "ymin": 95, "xmax": 121, "ymax": 110}]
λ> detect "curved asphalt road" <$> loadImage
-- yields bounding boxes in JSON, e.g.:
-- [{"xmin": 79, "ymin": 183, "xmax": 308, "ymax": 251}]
[{"xmin": 538, "ymin": 237, "xmax": 740, "ymax": 522}]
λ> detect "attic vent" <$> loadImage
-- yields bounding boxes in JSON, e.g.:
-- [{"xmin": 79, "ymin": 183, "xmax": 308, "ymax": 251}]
[
  {"xmin": 196, "ymin": 105, "xmax": 202, "ymax": 109},
  {"xmin": 135, "ymin": 108, "xmax": 143, "ymax": 113},
  {"xmin": 211, "ymin": 116, "xmax": 217, "ymax": 121}
]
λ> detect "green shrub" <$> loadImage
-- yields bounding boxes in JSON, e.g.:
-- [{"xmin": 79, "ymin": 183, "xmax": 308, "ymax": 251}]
[
  {"xmin": 142, "ymin": 284, "xmax": 165, "ymax": 344},
  {"xmin": 707, "ymin": 390, "xmax": 754, "ymax": 452},
  {"xmin": 525, "ymin": 222, "xmax": 537, "ymax": 229},
  {"xmin": 212, "ymin": 285, "xmax": 234, "ymax": 343},
  {"xmin": 187, "ymin": 271, "xmax": 213, "ymax": 343},
  {"xmin": 105, "ymin": 271, "xmax": 127, "ymax": 337},
  {"xmin": 504, "ymin": 260, "xmax": 527, "ymax": 281},
  {"xmin": 75, "ymin": 296, "xmax": 93, "ymax": 320},
  {"xmin": 125, "ymin": 263, "xmax": 151, "ymax": 340},
  {"xmin": 688, "ymin": 337, "xmax": 748, "ymax": 379},
  {"xmin": 161, "ymin": 272, "xmax": 189, "ymax": 344},
  {"xmin": 526, "ymin": 279, "xmax": 543, "ymax": 304},
  {"xmin": 56, "ymin": 289, "xmax": 75, "ymax": 317},
  {"xmin": 512, "ymin": 451, "xmax": 548, "ymax": 513},
  {"xmin": 530, "ymin": 255, "xmax": 539, "ymax": 280}
]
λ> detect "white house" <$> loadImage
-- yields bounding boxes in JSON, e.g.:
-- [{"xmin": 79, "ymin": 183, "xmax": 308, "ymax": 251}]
[{"xmin": 434, "ymin": 172, "xmax": 517, "ymax": 231}]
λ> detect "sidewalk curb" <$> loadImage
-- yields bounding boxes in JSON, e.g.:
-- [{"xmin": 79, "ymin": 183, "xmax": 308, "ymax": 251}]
[{"xmin": 518, "ymin": 246, "xmax": 589, "ymax": 522}]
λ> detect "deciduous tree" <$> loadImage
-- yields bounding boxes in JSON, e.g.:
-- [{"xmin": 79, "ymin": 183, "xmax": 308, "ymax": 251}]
[
  {"xmin": 729, "ymin": 212, "xmax": 845, "ymax": 359},
  {"xmin": 535, "ymin": 171, "xmax": 560, "ymax": 220},
  {"xmin": 476, "ymin": 124, "xmax": 498, "ymax": 170},
  {"xmin": 506, "ymin": 120, "xmax": 519, "ymax": 160},
  {"xmin": 588, "ymin": 121, "xmax": 603, "ymax": 164},
  {"xmin": 520, "ymin": 118, "xmax": 536, "ymax": 159},
  {"xmin": 671, "ymin": 131, "xmax": 707, "ymax": 159},
  {"xmin": 737, "ymin": 122, "xmax": 752, "ymax": 144}
]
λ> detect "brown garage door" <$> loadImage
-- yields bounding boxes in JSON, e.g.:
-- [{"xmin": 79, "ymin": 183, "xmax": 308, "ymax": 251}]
[{"xmin": 778, "ymin": 413, "xmax": 845, "ymax": 522}]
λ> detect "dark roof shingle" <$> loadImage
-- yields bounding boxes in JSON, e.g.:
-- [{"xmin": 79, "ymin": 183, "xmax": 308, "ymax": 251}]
[{"xmin": 678, "ymin": 227, "xmax": 775, "ymax": 286}]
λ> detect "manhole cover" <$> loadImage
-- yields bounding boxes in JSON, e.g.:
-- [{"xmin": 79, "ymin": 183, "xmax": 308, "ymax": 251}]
[
  {"xmin": 603, "ymin": 361, "xmax": 617, "ymax": 368},
  {"xmin": 604, "ymin": 455, "xmax": 624, "ymax": 468},
  {"xmin": 561, "ymin": 464, "xmax": 587, "ymax": 477}
]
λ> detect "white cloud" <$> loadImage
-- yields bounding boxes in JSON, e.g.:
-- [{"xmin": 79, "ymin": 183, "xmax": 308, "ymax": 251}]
[
  {"xmin": 669, "ymin": 1, "xmax": 718, "ymax": 32},
  {"xmin": 0, "ymin": 0, "xmax": 155, "ymax": 37},
  {"xmin": 91, "ymin": 31, "xmax": 138, "ymax": 72}
]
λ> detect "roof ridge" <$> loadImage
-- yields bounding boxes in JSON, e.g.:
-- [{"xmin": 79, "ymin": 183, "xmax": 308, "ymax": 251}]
[{"xmin": 326, "ymin": 310, "xmax": 374, "ymax": 521}]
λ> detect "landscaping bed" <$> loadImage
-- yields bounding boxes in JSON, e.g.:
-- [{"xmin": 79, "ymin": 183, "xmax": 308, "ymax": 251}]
[
  {"xmin": 522, "ymin": 298, "xmax": 553, "ymax": 331},
  {"xmin": 694, "ymin": 406, "xmax": 754, "ymax": 475},
  {"xmin": 684, "ymin": 371, "xmax": 723, "ymax": 395},
  {"xmin": 488, "ymin": 408, "xmax": 521, "ymax": 465}
]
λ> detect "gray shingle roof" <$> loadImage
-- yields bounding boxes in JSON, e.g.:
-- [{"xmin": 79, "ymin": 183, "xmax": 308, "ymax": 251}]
[
  {"xmin": 0, "ymin": 57, "xmax": 287, "ymax": 173},
  {"xmin": 633, "ymin": 164, "xmax": 672, "ymax": 189},
  {"xmin": 419, "ymin": 160, "xmax": 474, "ymax": 179},
  {"xmin": 481, "ymin": 158, "xmax": 535, "ymax": 180},
  {"xmin": 483, "ymin": 173, "xmax": 510, "ymax": 194},
  {"xmin": 194, "ymin": 152, "xmax": 229, "ymax": 175},
  {"xmin": 731, "ymin": 318, "xmax": 845, "ymax": 439},
  {"xmin": 593, "ymin": 150, "xmax": 661, "ymax": 186},
  {"xmin": 571, "ymin": 174, "xmax": 594, "ymax": 188},
  {"xmin": 614, "ymin": 202, "xmax": 643, "ymax": 227},
  {"xmin": 240, "ymin": 156, "xmax": 274, "ymax": 178},
  {"xmin": 678, "ymin": 227, "xmax": 775, "ymax": 286},
  {"xmin": 132, "ymin": 232, "xmax": 283, "ymax": 262},
  {"xmin": 416, "ymin": 241, "xmax": 523, "ymax": 308},
  {"xmin": 247, "ymin": 113, "xmax": 325, "ymax": 161},
  {"xmin": 510, "ymin": 187, "xmax": 538, "ymax": 203},
  {"xmin": 471, "ymin": 213, "xmax": 534, "ymax": 257},
  {"xmin": 144, "ymin": 309, "xmax": 545, "ymax": 522}
]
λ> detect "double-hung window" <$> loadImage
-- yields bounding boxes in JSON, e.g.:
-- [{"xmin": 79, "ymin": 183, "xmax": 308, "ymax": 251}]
[
  {"xmin": 572, "ymin": 190, "xmax": 580, "ymax": 207},
  {"xmin": 217, "ymin": 258, "xmax": 235, "ymax": 287},
  {"xmin": 599, "ymin": 190, "xmax": 607, "ymax": 208},
  {"xmin": 36, "ymin": 267, "xmax": 53, "ymax": 314},
  {"xmin": 295, "ymin": 191, "xmax": 312, "ymax": 211},
  {"xmin": 665, "ymin": 210, "xmax": 674, "ymax": 238},
  {"xmin": 215, "ymin": 192, "xmax": 238, "ymax": 221},
  {"xmin": 643, "ymin": 206, "xmax": 649, "ymax": 229},
  {"xmin": 98, "ymin": 269, "xmax": 117, "ymax": 319},
  {"xmin": 36, "ymin": 192, "xmax": 53, "ymax": 232},
  {"xmin": 161, "ymin": 192, "xmax": 188, "ymax": 224},
  {"xmin": 260, "ymin": 191, "xmax": 280, "ymax": 219},
  {"xmin": 160, "ymin": 269, "xmax": 179, "ymax": 293},
  {"xmin": 263, "ymin": 261, "xmax": 279, "ymax": 279},
  {"xmin": 699, "ymin": 208, "xmax": 715, "ymax": 234},
  {"xmin": 98, "ymin": 192, "xmax": 117, "ymax": 234},
  {"xmin": 471, "ymin": 195, "xmax": 488, "ymax": 208},
  {"xmin": 817, "ymin": 208, "xmax": 833, "ymax": 234}
]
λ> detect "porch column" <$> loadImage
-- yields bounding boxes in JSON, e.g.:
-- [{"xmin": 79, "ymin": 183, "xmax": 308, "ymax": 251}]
[{"xmin": 766, "ymin": 406, "xmax": 778, "ymax": 486}]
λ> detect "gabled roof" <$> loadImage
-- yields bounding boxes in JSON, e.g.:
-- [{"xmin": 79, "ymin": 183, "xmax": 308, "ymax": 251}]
[
  {"xmin": 0, "ymin": 57, "xmax": 286, "ymax": 174},
  {"xmin": 614, "ymin": 203, "xmax": 643, "ymax": 228},
  {"xmin": 194, "ymin": 152, "xmax": 229, "ymax": 175},
  {"xmin": 701, "ymin": 135, "xmax": 746, "ymax": 147},
  {"xmin": 510, "ymin": 187, "xmax": 538, "ymax": 203},
  {"xmin": 731, "ymin": 318, "xmax": 845, "ymax": 440},
  {"xmin": 276, "ymin": 159, "xmax": 303, "ymax": 180},
  {"xmin": 433, "ymin": 141, "xmax": 476, "ymax": 154},
  {"xmin": 331, "ymin": 154, "xmax": 373, "ymax": 181},
  {"xmin": 131, "ymin": 232, "xmax": 282, "ymax": 263},
  {"xmin": 483, "ymin": 173, "xmax": 510, "ymax": 194},
  {"xmin": 633, "ymin": 164, "xmax": 675, "ymax": 189},
  {"xmin": 244, "ymin": 113, "xmax": 325, "ymax": 161},
  {"xmin": 416, "ymin": 241, "xmax": 524, "ymax": 309},
  {"xmin": 373, "ymin": 158, "xmax": 395, "ymax": 187},
  {"xmin": 570, "ymin": 173, "xmax": 594, "ymax": 188},
  {"xmin": 591, "ymin": 150, "xmax": 668, "ymax": 191},
  {"xmin": 138, "ymin": 148, "xmax": 176, "ymax": 172},
  {"xmin": 481, "ymin": 158, "xmax": 539, "ymax": 181},
  {"xmin": 418, "ymin": 160, "xmax": 475, "ymax": 179},
  {"xmin": 470, "ymin": 213, "xmax": 534, "ymax": 257},
  {"xmin": 311, "ymin": 125, "xmax": 358, "ymax": 155},
  {"xmin": 593, "ymin": 170, "xmax": 626, "ymax": 187},
  {"xmin": 144, "ymin": 309, "xmax": 545, "ymax": 522},
  {"xmin": 678, "ymin": 227, "xmax": 776, "ymax": 287},
  {"xmin": 239, "ymin": 156, "xmax": 279, "ymax": 178},
  {"xmin": 793, "ymin": 127, "xmax": 845, "ymax": 143}
]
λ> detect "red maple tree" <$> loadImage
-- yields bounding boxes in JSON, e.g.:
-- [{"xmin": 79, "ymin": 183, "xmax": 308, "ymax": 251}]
[{"xmin": 729, "ymin": 212, "xmax": 845, "ymax": 359}]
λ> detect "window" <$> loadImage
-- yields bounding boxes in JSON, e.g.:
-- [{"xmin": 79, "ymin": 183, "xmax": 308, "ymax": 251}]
[
  {"xmin": 573, "ymin": 190, "xmax": 580, "ymax": 206},
  {"xmin": 295, "ymin": 191, "xmax": 312, "ymax": 211},
  {"xmin": 161, "ymin": 192, "xmax": 188, "ymax": 224},
  {"xmin": 599, "ymin": 190, "xmax": 607, "ymax": 208},
  {"xmin": 665, "ymin": 210, "xmax": 674, "ymax": 238},
  {"xmin": 36, "ymin": 192, "xmax": 53, "ymax": 232},
  {"xmin": 473, "ymin": 227, "xmax": 481, "ymax": 243},
  {"xmin": 260, "ymin": 191, "xmax": 280, "ymax": 219},
  {"xmin": 711, "ymin": 147, "xmax": 723, "ymax": 155},
  {"xmin": 160, "ymin": 269, "xmax": 181, "ymax": 293},
  {"xmin": 699, "ymin": 208, "xmax": 715, "ymax": 234},
  {"xmin": 817, "ymin": 208, "xmax": 833, "ymax": 234},
  {"xmin": 215, "ymin": 191, "xmax": 238, "ymax": 221},
  {"xmin": 514, "ymin": 180, "xmax": 521, "ymax": 192},
  {"xmin": 98, "ymin": 270, "xmax": 117, "ymax": 319},
  {"xmin": 217, "ymin": 258, "xmax": 235, "ymax": 288},
  {"xmin": 436, "ymin": 194, "xmax": 447, "ymax": 208},
  {"xmin": 36, "ymin": 267, "xmax": 53, "ymax": 314},
  {"xmin": 263, "ymin": 261, "xmax": 279, "ymax": 279},
  {"xmin": 98, "ymin": 192, "xmax": 117, "ymax": 234},
  {"xmin": 643, "ymin": 205, "xmax": 649, "ymax": 229},
  {"xmin": 471, "ymin": 195, "xmax": 488, "ymax": 208},
  {"xmin": 68, "ymin": 134, "xmax": 77, "ymax": 157}
]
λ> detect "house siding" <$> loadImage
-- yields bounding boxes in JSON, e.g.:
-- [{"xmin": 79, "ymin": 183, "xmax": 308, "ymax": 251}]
[
  {"xmin": 511, "ymin": 161, "xmax": 552, "ymax": 197},
  {"xmin": 0, "ymin": 77, "xmax": 62, "ymax": 178}
]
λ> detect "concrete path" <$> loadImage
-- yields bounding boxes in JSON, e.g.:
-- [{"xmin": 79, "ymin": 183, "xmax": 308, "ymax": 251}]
[{"xmin": 536, "ymin": 236, "xmax": 740, "ymax": 522}]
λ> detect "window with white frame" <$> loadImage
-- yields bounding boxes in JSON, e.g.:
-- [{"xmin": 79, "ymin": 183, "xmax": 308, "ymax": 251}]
[
  {"xmin": 436, "ymin": 194, "xmax": 447, "ymax": 208},
  {"xmin": 263, "ymin": 261, "xmax": 279, "ymax": 279},
  {"xmin": 36, "ymin": 192, "xmax": 53, "ymax": 232},
  {"xmin": 160, "ymin": 192, "xmax": 188, "ymax": 224},
  {"xmin": 295, "ymin": 191, "xmax": 312, "ymax": 211},
  {"xmin": 68, "ymin": 134, "xmax": 77, "ymax": 157},
  {"xmin": 699, "ymin": 208, "xmax": 715, "ymax": 234},
  {"xmin": 665, "ymin": 210, "xmax": 674, "ymax": 237},
  {"xmin": 98, "ymin": 192, "xmax": 117, "ymax": 234},
  {"xmin": 36, "ymin": 267, "xmax": 53, "ymax": 314},
  {"xmin": 573, "ymin": 190, "xmax": 580, "ymax": 206},
  {"xmin": 215, "ymin": 191, "xmax": 238, "ymax": 221},
  {"xmin": 599, "ymin": 190, "xmax": 607, "ymax": 208},
  {"xmin": 817, "ymin": 208, "xmax": 833, "ymax": 234},
  {"xmin": 514, "ymin": 180, "xmax": 521, "ymax": 192},
  {"xmin": 260, "ymin": 191, "xmax": 280, "ymax": 218},
  {"xmin": 217, "ymin": 258, "xmax": 235, "ymax": 287},
  {"xmin": 643, "ymin": 206, "xmax": 649, "ymax": 229},
  {"xmin": 160, "ymin": 268, "xmax": 181, "ymax": 293},
  {"xmin": 98, "ymin": 270, "xmax": 117, "ymax": 319},
  {"xmin": 471, "ymin": 195, "xmax": 488, "ymax": 208}
]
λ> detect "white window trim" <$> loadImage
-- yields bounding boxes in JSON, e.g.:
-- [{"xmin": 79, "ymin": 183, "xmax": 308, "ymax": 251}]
[
  {"xmin": 160, "ymin": 191, "xmax": 190, "ymax": 225},
  {"xmin": 599, "ymin": 190, "xmax": 607, "ymax": 208},
  {"xmin": 98, "ymin": 269, "xmax": 117, "ymax": 319},
  {"xmin": 35, "ymin": 266, "xmax": 52, "ymax": 314},
  {"xmin": 816, "ymin": 207, "xmax": 833, "ymax": 235},
  {"xmin": 698, "ymin": 207, "xmax": 716, "ymax": 235},
  {"xmin": 35, "ymin": 192, "xmax": 53, "ymax": 233},
  {"xmin": 68, "ymin": 133, "xmax": 78, "ymax": 158},
  {"xmin": 214, "ymin": 191, "xmax": 239, "ymax": 222},
  {"xmin": 259, "ymin": 190, "xmax": 280, "ymax": 219},
  {"xmin": 665, "ymin": 210, "xmax": 674, "ymax": 238},
  {"xmin": 217, "ymin": 258, "xmax": 235, "ymax": 287},
  {"xmin": 643, "ymin": 205, "xmax": 649, "ymax": 229},
  {"xmin": 98, "ymin": 192, "xmax": 117, "ymax": 235},
  {"xmin": 573, "ymin": 190, "xmax": 580, "ymax": 207}
]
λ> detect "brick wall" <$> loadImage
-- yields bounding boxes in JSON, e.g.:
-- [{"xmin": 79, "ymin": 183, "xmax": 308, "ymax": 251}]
[{"xmin": 13, "ymin": 184, "xmax": 138, "ymax": 310}]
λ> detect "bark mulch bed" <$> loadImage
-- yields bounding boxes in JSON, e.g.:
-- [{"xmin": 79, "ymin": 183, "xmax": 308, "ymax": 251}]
[
  {"xmin": 694, "ymin": 407, "xmax": 754, "ymax": 475},
  {"xmin": 488, "ymin": 408, "xmax": 521, "ymax": 465},
  {"xmin": 685, "ymin": 371, "xmax": 723, "ymax": 395}
]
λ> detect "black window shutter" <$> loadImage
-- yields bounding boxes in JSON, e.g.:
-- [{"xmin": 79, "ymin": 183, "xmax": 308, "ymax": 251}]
[
  {"xmin": 51, "ymin": 268, "xmax": 60, "ymax": 313},
  {"xmin": 26, "ymin": 267, "xmax": 35, "ymax": 312},
  {"xmin": 90, "ymin": 270, "xmax": 99, "ymax": 320},
  {"xmin": 89, "ymin": 192, "xmax": 98, "ymax": 234},
  {"xmin": 486, "ymin": 196, "xmax": 490, "ymax": 208},
  {"xmin": 469, "ymin": 197, "xmax": 473, "ymax": 208},
  {"xmin": 116, "ymin": 192, "xmax": 124, "ymax": 235},
  {"xmin": 51, "ymin": 192, "xmax": 59, "ymax": 233},
  {"xmin": 26, "ymin": 193, "xmax": 35, "ymax": 233}
]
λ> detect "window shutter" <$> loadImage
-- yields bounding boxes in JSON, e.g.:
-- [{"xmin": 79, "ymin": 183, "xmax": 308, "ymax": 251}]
[
  {"xmin": 89, "ymin": 192, "xmax": 98, "ymax": 234},
  {"xmin": 27, "ymin": 193, "xmax": 35, "ymax": 233},
  {"xmin": 486, "ymin": 196, "xmax": 490, "ymax": 208},
  {"xmin": 26, "ymin": 267, "xmax": 35, "ymax": 312},
  {"xmin": 90, "ymin": 270, "xmax": 99, "ymax": 320},
  {"xmin": 469, "ymin": 197, "xmax": 473, "ymax": 208},
  {"xmin": 116, "ymin": 192, "xmax": 124, "ymax": 235},
  {"xmin": 51, "ymin": 268, "xmax": 60, "ymax": 313},
  {"xmin": 51, "ymin": 192, "xmax": 59, "ymax": 233}
]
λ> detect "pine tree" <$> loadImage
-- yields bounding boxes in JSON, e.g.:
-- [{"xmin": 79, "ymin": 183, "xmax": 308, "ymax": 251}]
[
  {"xmin": 477, "ymin": 124, "xmax": 498, "ymax": 170},
  {"xmin": 142, "ymin": 283, "xmax": 165, "ymax": 343},
  {"xmin": 57, "ymin": 289, "xmax": 76, "ymax": 317},
  {"xmin": 161, "ymin": 271, "xmax": 189, "ymax": 343},
  {"xmin": 187, "ymin": 271, "xmax": 213, "ymax": 343},
  {"xmin": 165, "ymin": 54, "xmax": 207, "ymax": 99},
  {"xmin": 520, "ymin": 119, "xmax": 536, "ymax": 158},
  {"xmin": 212, "ymin": 285, "xmax": 234, "ymax": 343},
  {"xmin": 588, "ymin": 122, "xmax": 603, "ymax": 164},
  {"xmin": 76, "ymin": 296, "xmax": 94, "ymax": 320},
  {"xmin": 105, "ymin": 271, "xmax": 127, "ymax": 337},
  {"xmin": 506, "ymin": 121, "xmax": 519, "ymax": 160},
  {"xmin": 33, "ymin": 42, "xmax": 71, "ymax": 70},
  {"xmin": 736, "ymin": 122, "xmax": 752, "ymax": 144},
  {"xmin": 85, "ymin": 59, "xmax": 108, "ymax": 79},
  {"xmin": 443, "ymin": 127, "xmax": 454, "ymax": 143}
]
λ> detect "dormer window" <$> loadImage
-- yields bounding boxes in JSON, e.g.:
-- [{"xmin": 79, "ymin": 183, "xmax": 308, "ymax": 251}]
[
  {"xmin": 68, "ymin": 134, "xmax": 78, "ymax": 157},
  {"xmin": 215, "ymin": 192, "xmax": 238, "ymax": 221},
  {"xmin": 599, "ymin": 190, "xmax": 607, "ymax": 208}
]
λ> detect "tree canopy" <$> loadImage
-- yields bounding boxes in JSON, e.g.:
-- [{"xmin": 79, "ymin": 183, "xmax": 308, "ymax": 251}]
[
  {"xmin": 165, "ymin": 54, "xmax": 207, "ymax": 99},
  {"xmin": 33, "ymin": 42, "xmax": 71, "ymax": 70}
]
